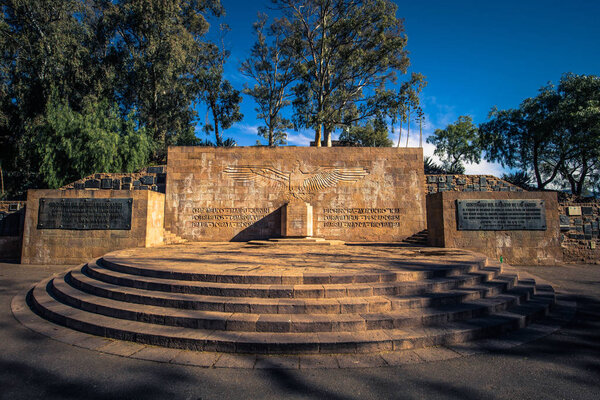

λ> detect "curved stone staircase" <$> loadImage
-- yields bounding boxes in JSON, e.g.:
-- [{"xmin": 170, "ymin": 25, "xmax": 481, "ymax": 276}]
[{"xmin": 26, "ymin": 244, "xmax": 556, "ymax": 355}]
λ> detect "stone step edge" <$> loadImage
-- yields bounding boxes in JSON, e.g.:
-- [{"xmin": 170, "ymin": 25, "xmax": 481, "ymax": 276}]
[
  {"xmin": 51, "ymin": 275, "xmax": 535, "ymax": 333},
  {"xmin": 98, "ymin": 257, "xmax": 489, "ymax": 284},
  {"xmin": 13, "ymin": 286, "xmax": 572, "ymax": 368},
  {"xmin": 69, "ymin": 268, "xmax": 517, "ymax": 314},
  {"xmin": 30, "ymin": 278, "xmax": 554, "ymax": 354},
  {"xmin": 85, "ymin": 262, "xmax": 504, "ymax": 299}
]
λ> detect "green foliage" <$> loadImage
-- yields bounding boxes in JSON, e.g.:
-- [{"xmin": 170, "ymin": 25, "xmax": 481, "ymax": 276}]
[
  {"xmin": 199, "ymin": 38, "xmax": 243, "ymax": 146},
  {"xmin": 273, "ymin": 0, "xmax": 411, "ymax": 146},
  {"xmin": 426, "ymin": 116, "xmax": 480, "ymax": 173},
  {"xmin": 241, "ymin": 13, "xmax": 295, "ymax": 146},
  {"xmin": 33, "ymin": 95, "xmax": 151, "ymax": 189},
  {"xmin": 479, "ymin": 73, "xmax": 600, "ymax": 195},
  {"xmin": 501, "ymin": 171, "xmax": 533, "ymax": 190},
  {"xmin": 100, "ymin": 0, "xmax": 224, "ymax": 160},
  {"xmin": 339, "ymin": 116, "xmax": 392, "ymax": 147}
]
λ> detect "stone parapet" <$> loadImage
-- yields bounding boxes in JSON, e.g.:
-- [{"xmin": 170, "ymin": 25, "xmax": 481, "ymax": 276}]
[
  {"xmin": 21, "ymin": 189, "xmax": 164, "ymax": 265},
  {"xmin": 427, "ymin": 191, "xmax": 561, "ymax": 265}
]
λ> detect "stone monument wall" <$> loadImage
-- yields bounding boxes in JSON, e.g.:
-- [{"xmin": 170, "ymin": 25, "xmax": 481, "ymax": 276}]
[
  {"xmin": 427, "ymin": 191, "xmax": 561, "ymax": 265},
  {"xmin": 22, "ymin": 189, "xmax": 164, "ymax": 265},
  {"xmin": 165, "ymin": 146, "xmax": 426, "ymax": 242}
]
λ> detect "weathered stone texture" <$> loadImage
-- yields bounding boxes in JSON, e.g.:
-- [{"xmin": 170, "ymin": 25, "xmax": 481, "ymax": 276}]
[
  {"xmin": 427, "ymin": 191, "xmax": 561, "ymax": 265},
  {"xmin": 21, "ymin": 189, "xmax": 164, "ymax": 264},
  {"xmin": 165, "ymin": 147, "xmax": 426, "ymax": 242}
]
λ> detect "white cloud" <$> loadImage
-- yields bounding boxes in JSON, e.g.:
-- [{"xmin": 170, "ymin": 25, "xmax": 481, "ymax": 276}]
[
  {"xmin": 390, "ymin": 128, "xmax": 508, "ymax": 178},
  {"xmin": 286, "ymin": 131, "xmax": 313, "ymax": 146},
  {"xmin": 233, "ymin": 123, "xmax": 260, "ymax": 135}
]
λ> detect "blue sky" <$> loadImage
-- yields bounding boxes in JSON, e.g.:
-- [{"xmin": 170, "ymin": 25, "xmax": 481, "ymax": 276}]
[{"xmin": 199, "ymin": 0, "xmax": 600, "ymax": 175}]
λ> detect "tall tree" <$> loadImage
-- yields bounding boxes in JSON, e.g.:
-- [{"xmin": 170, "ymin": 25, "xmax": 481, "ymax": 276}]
[
  {"xmin": 479, "ymin": 84, "xmax": 565, "ymax": 190},
  {"xmin": 100, "ymin": 0, "xmax": 224, "ymax": 159},
  {"xmin": 198, "ymin": 36, "xmax": 243, "ymax": 147},
  {"xmin": 241, "ymin": 13, "xmax": 295, "ymax": 146},
  {"xmin": 427, "ymin": 115, "xmax": 480, "ymax": 173},
  {"xmin": 273, "ymin": 0, "xmax": 410, "ymax": 147},
  {"xmin": 555, "ymin": 73, "xmax": 600, "ymax": 195},
  {"xmin": 338, "ymin": 114, "xmax": 392, "ymax": 147}
]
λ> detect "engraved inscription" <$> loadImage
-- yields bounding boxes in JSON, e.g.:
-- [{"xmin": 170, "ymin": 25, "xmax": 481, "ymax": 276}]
[
  {"xmin": 457, "ymin": 200, "xmax": 546, "ymax": 230},
  {"xmin": 38, "ymin": 198, "xmax": 132, "ymax": 230},
  {"xmin": 322, "ymin": 208, "xmax": 402, "ymax": 228},
  {"xmin": 191, "ymin": 207, "xmax": 272, "ymax": 228}
]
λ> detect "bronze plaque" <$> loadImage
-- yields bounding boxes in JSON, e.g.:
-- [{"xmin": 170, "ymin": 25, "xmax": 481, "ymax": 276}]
[
  {"xmin": 37, "ymin": 198, "xmax": 132, "ymax": 230},
  {"xmin": 457, "ymin": 199, "xmax": 546, "ymax": 230}
]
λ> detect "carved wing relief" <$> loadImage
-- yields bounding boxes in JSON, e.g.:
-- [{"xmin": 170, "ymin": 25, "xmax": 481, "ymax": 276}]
[
  {"xmin": 223, "ymin": 166, "xmax": 289, "ymax": 188},
  {"xmin": 301, "ymin": 168, "xmax": 370, "ymax": 192},
  {"xmin": 224, "ymin": 164, "xmax": 369, "ymax": 201}
]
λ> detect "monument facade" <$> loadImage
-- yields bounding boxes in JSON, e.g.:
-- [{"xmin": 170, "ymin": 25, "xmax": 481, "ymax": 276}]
[{"xmin": 165, "ymin": 147, "xmax": 426, "ymax": 241}]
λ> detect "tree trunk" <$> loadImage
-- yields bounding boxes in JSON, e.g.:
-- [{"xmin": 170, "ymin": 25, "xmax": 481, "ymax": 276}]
[
  {"xmin": 212, "ymin": 106, "xmax": 222, "ymax": 146},
  {"xmin": 324, "ymin": 125, "xmax": 332, "ymax": 147},
  {"xmin": 405, "ymin": 108, "xmax": 410, "ymax": 147},
  {"xmin": 314, "ymin": 124, "xmax": 322, "ymax": 147},
  {"xmin": 396, "ymin": 120, "xmax": 402, "ymax": 147}
]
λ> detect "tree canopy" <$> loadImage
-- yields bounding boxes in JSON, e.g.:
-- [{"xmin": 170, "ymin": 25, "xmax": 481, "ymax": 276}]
[
  {"xmin": 479, "ymin": 73, "xmax": 600, "ymax": 195},
  {"xmin": 271, "ymin": 0, "xmax": 412, "ymax": 147},
  {"xmin": 426, "ymin": 115, "xmax": 480, "ymax": 174}
]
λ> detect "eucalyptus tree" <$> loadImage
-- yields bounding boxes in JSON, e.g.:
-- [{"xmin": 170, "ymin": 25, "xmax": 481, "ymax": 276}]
[
  {"xmin": 99, "ymin": 0, "xmax": 225, "ymax": 159},
  {"xmin": 241, "ymin": 13, "xmax": 296, "ymax": 146},
  {"xmin": 427, "ymin": 115, "xmax": 480, "ymax": 173},
  {"xmin": 198, "ymin": 35, "xmax": 243, "ymax": 147},
  {"xmin": 273, "ymin": 0, "xmax": 410, "ymax": 147}
]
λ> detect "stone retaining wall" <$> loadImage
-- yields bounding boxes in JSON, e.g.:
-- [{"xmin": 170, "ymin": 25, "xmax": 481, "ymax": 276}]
[
  {"xmin": 425, "ymin": 174, "xmax": 523, "ymax": 194},
  {"xmin": 60, "ymin": 166, "xmax": 167, "ymax": 193},
  {"xmin": 558, "ymin": 200, "xmax": 600, "ymax": 264}
]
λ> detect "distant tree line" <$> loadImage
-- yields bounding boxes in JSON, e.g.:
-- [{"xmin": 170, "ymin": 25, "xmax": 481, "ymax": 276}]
[
  {"xmin": 0, "ymin": 0, "xmax": 425, "ymax": 198},
  {"xmin": 426, "ymin": 73, "xmax": 600, "ymax": 197}
]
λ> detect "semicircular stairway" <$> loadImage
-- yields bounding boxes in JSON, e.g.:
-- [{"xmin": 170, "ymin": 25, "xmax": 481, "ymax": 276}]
[{"xmin": 27, "ymin": 244, "xmax": 555, "ymax": 355}]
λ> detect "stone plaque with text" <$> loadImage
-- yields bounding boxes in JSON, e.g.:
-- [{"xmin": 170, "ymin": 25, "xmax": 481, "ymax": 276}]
[
  {"xmin": 37, "ymin": 198, "xmax": 132, "ymax": 230},
  {"xmin": 457, "ymin": 199, "xmax": 546, "ymax": 230}
]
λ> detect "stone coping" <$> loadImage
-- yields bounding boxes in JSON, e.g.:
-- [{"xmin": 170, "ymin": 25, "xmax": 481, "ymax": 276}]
[{"xmin": 11, "ymin": 279, "xmax": 575, "ymax": 369}]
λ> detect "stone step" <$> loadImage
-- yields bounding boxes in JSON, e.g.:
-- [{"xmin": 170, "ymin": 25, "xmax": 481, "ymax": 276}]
[
  {"xmin": 68, "ymin": 267, "xmax": 517, "ymax": 314},
  {"xmin": 245, "ymin": 238, "xmax": 346, "ymax": 246},
  {"xmin": 98, "ymin": 256, "xmax": 489, "ymax": 284},
  {"xmin": 50, "ymin": 274, "xmax": 535, "ymax": 333},
  {"xmin": 30, "ymin": 278, "xmax": 555, "ymax": 354},
  {"xmin": 84, "ymin": 261, "xmax": 501, "ymax": 299}
]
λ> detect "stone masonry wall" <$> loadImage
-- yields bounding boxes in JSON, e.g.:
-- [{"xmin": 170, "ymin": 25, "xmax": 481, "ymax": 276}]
[
  {"xmin": 427, "ymin": 191, "xmax": 561, "ymax": 265},
  {"xmin": 21, "ymin": 189, "xmax": 164, "ymax": 265},
  {"xmin": 558, "ymin": 199, "xmax": 600, "ymax": 264},
  {"xmin": 166, "ymin": 146, "xmax": 426, "ymax": 242},
  {"xmin": 61, "ymin": 166, "xmax": 167, "ymax": 193},
  {"xmin": 425, "ymin": 174, "xmax": 523, "ymax": 194}
]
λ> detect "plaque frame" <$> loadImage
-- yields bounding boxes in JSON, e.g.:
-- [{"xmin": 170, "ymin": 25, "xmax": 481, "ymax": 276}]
[
  {"xmin": 456, "ymin": 199, "xmax": 547, "ymax": 231},
  {"xmin": 37, "ymin": 198, "xmax": 133, "ymax": 230}
]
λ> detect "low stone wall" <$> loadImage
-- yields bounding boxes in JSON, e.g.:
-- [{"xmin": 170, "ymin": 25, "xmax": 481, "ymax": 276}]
[
  {"xmin": 558, "ymin": 200, "xmax": 600, "ymax": 264},
  {"xmin": 60, "ymin": 166, "xmax": 167, "ymax": 193},
  {"xmin": 0, "ymin": 201, "xmax": 26, "ymax": 261},
  {"xmin": 21, "ymin": 190, "xmax": 164, "ymax": 265},
  {"xmin": 425, "ymin": 174, "xmax": 523, "ymax": 194},
  {"xmin": 427, "ymin": 191, "xmax": 561, "ymax": 265}
]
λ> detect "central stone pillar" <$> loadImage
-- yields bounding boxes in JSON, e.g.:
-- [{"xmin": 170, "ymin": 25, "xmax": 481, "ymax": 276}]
[{"xmin": 281, "ymin": 200, "xmax": 313, "ymax": 238}]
